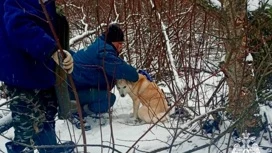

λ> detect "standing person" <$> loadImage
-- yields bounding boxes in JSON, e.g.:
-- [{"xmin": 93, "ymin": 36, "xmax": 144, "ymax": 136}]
[
  {"xmin": 69, "ymin": 23, "xmax": 139, "ymax": 130},
  {"xmin": 0, "ymin": 0, "xmax": 75, "ymax": 152}
]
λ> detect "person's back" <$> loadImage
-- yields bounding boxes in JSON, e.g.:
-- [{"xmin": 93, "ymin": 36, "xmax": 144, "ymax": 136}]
[
  {"xmin": 0, "ymin": 0, "xmax": 58, "ymax": 89},
  {"xmin": 0, "ymin": 1, "xmax": 75, "ymax": 152},
  {"xmin": 72, "ymin": 35, "xmax": 119, "ymax": 90},
  {"xmin": 72, "ymin": 33, "xmax": 138, "ymax": 90}
]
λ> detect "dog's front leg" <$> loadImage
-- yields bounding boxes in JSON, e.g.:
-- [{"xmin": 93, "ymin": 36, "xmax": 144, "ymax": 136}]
[{"xmin": 132, "ymin": 98, "xmax": 141, "ymax": 120}]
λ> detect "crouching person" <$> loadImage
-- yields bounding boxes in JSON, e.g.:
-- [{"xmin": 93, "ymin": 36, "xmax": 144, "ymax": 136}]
[
  {"xmin": 0, "ymin": 0, "xmax": 75, "ymax": 152},
  {"xmin": 69, "ymin": 23, "xmax": 139, "ymax": 130}
]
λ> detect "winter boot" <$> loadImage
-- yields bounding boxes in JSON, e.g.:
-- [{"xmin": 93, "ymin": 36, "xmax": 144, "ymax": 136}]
[
  {"xmin": 5, "ymin": 141, "xmax": 34, "ymax": 153},
  {"xmin": 68, "ymin": 112, "xmax": 91, "ymax": 131},
  {"xmin": 33, "ymin": 122, "xmax": 76, "ymax": 153},
  {"xmin": 83, "ymin": 104, "xmax": 108, "ymax": 125}
]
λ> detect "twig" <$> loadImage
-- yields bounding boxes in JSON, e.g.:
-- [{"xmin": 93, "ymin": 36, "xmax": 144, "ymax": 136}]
[
  {"xmin": 205, "ymin": 77, "xmax": 226, "ymax": 107},
  {"xmin": 0, "ymin": 96, "xmax": 19, "ymax": 108},
  {"xmin": 34, "ymin": 144, "xmax": 123, "ymax": 153},
  {"xmin": 183, "ymin": 96, "xmax": 261, "ymax": 153},
  {"xmin": 39, "ymin": 1, "xmax": 87, "ymax": 152}
]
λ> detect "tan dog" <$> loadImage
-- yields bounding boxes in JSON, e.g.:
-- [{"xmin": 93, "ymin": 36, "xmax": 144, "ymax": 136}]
[{"xmin": 116, "ymin": 74, "xmax": 169, "ymax": 123}]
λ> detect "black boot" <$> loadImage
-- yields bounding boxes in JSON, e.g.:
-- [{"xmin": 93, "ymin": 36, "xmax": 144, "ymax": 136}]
[
  {"xmin": 5, "ymin": 141, "xmax": 34, "ymax": 153},
  {"xmin": 34, "ymin": 123, "xmax": 75, "ymax": 153}
]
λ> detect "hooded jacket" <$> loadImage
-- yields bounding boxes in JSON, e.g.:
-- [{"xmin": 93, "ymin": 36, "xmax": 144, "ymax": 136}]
[
  {"xmin": 72, "ymin": 34, "xmax": 139, "ymax": 90},
  {"xmin": 0, "ymin": 0, "xmax": 58, "ymax": 89}
]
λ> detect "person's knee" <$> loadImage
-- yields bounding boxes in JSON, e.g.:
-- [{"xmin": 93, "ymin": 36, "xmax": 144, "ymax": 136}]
[
  {"xmin": 89, "ymin": 93, "xmax": 116, "ymax": 113},
  {"xmin": 43, "ymin": 121, "xmax": 55, "ymax": 131},
  {"xmin": 89, "ymin": 102, "xmax": 112, "ymax": 113}
]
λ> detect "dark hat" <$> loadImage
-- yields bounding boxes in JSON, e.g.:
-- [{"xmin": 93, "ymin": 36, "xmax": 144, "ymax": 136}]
[{"xmin": 105, "ymin": 24, "xmax": 124, "ymax": 43}]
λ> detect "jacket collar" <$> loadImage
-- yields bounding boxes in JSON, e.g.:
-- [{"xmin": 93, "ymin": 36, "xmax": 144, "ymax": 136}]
[{"xmin": 99, "ymin": 34, "xmax": 119, "ymax": 56}]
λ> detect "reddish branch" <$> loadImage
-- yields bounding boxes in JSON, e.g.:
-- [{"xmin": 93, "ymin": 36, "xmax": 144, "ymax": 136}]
[{"xmin": 39, "ymin": 1, "xmax": 87, "ymax": 152}]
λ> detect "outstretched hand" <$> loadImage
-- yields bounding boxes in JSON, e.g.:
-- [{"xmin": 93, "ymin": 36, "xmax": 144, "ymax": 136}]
[{"xmin": 138, "ymin": 69, "xmax": 153, "ymax": 82}]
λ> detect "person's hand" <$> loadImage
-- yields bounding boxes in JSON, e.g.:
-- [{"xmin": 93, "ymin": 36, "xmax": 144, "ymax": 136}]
[{"xmin": 52, "ymin": 49, "xmax": 74, "ymax": 74}]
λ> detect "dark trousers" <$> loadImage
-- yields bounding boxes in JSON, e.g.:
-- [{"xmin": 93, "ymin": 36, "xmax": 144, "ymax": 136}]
[
  {"xmin": 6, "ymin": 85, "xmax": 58, "ymax": 150},
  {"xmin": 70, "ymin": 88, "xmax": 116, "ymax": 114}
]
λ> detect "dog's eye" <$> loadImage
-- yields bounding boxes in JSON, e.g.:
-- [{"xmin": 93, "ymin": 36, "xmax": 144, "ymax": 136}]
[
  {"xmin": 117, "ymin": 87, "xmax": 120, "ymax": 89},
  {"xmin": 124, "ymin": 86, "xmax": 126, "ymax": 88}
]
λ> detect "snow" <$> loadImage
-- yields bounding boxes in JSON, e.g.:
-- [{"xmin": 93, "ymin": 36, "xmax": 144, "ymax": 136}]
[
  {"xmin": 210, "ymin": 0, "xmax": 272, "ymax": 11},
  {"xmin": 0, "ymin": 113, "xmax": 11, "ymax": 127},
  {"xmin": 0, "ymin": 73, "xmax": 271, "ymax": 153},
  {"xmin": 210, "ymin": 0, "xmax": 221, "ymax": 8},
  {"xmin": 0, "ymin": 91, "xmax": 179, "ymax": 153}
]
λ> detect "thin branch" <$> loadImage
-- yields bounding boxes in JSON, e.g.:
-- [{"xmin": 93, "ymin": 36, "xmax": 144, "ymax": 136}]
[{"xmin": 39, "ymin": 1, "xmax": 87, "ymax": 152}]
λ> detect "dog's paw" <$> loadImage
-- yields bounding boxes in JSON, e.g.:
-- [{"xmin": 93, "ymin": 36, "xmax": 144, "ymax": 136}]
[
  {"xmin": 127, "ymin": 118, "xmax": 140, "ymax": 125},
  {"xmin": 132, "ymin": 118, "xmax": 138, "ymax": 122},
  {"xmin": 129, "ymin": 113, "xmax": 135, "ymax": 118},
  {"xmin": 133, "ymin": 118, "xmax": 144, "ymax": 125},
  {"xmin": 124, "ymin": 118, "xmax": 144, "ymax": 126}
]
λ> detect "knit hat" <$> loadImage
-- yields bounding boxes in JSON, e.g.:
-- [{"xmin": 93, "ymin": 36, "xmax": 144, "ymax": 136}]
[{"xmin": 105, "ymin": 24, "xmax": 124, "ymax": 43}]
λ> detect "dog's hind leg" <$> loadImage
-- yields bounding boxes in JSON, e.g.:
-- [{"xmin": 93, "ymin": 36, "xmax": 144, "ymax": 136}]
[
  {"xmin": 138, "ymin": 106, "xmax": 153, "ymax": 123},
  {"xmin": 152, "ymin": 112, "xmax": 168, "ymax": 123}
]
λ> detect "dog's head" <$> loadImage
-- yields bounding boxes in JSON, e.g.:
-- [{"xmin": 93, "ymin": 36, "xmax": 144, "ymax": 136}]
[{"xmin": 116, "ymin": 79, "xmax": 129, "ymax": 97}]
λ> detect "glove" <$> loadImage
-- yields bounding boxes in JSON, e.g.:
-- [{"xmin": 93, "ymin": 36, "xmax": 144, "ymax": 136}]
[
  {"xmin": 138, "ymin": 69, "xmax": 153, "ymax": 82},
  {"xmin": 52, "ymin": 49, "xmax": 74, "ymax": 74}
]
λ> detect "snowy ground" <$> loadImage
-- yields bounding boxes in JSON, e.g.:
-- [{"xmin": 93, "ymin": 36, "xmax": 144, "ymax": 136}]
[
  {"xmin": 0, "ymin": 84, "xmax": 272, "ymax": 153},
  {"xmin": 0, "ymin": 62, "xmax": 272, "ymax": 152},
  {"xmin": 0, "ymin": 67, "xmax": 272, "ymax": 153}
]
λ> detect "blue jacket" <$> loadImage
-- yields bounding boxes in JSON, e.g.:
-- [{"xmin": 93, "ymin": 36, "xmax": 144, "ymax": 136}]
[
  {"xmin": 0, "ymin": 0, "xmax": 59, "ymax": 89},
  {"xmin": 72, "ymin": 35, "xmax": 139, "ymax": 90}
]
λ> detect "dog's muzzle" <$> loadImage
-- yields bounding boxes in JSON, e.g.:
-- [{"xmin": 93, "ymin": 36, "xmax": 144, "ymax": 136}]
[{"xmin": 121, "ymin": 94, "xmax": 125, "ymax": 97}]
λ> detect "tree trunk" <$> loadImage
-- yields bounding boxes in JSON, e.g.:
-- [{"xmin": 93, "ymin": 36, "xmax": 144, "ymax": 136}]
[{"xmin": 222, "ymin": 0, "xmax": 261, "ymax": 135}]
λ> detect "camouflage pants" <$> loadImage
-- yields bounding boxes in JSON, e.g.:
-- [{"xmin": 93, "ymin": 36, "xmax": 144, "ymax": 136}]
[{"xmin": 7, "ymin": 85, "xmax": 58, "ymax": 146}]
